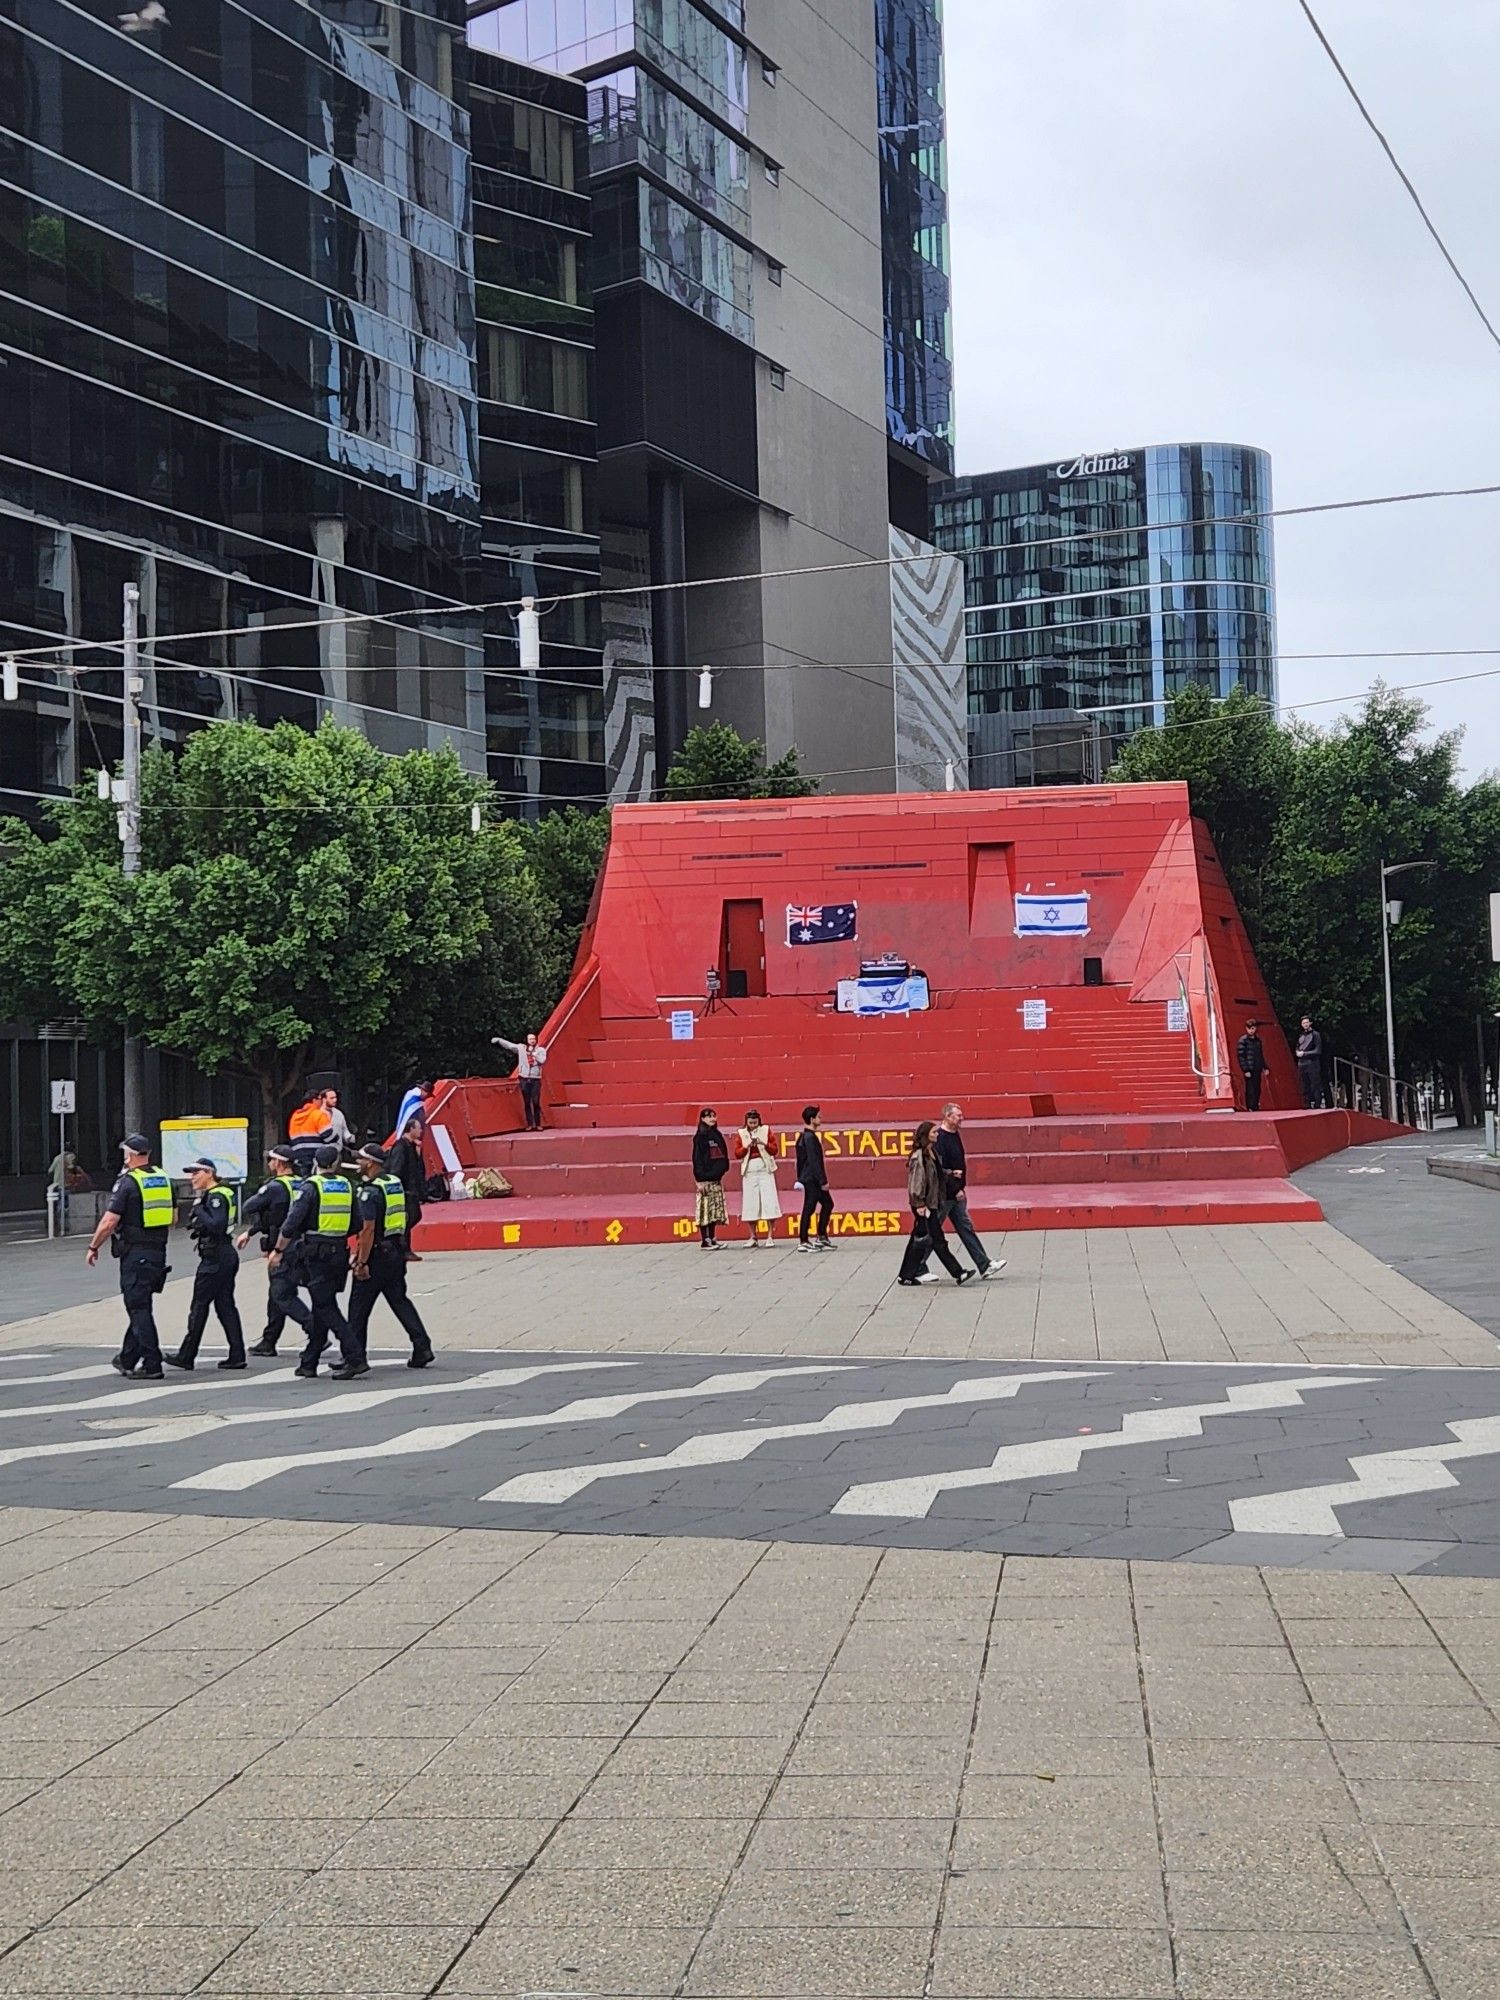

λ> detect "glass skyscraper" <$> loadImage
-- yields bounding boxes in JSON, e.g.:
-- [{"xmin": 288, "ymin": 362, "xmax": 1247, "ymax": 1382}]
[
  {"xmin": 0, "ymin": 0, "xmax": 485, "ymax": 812},
  {"xmin": 933, "ymin": 444, "xmax": 1277, "ymax": 785}
]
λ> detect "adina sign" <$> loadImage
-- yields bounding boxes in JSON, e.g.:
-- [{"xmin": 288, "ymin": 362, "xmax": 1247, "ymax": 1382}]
[{"xmin": 1052, "ymin": 451, "xmax": 1133, "ymax": 479}]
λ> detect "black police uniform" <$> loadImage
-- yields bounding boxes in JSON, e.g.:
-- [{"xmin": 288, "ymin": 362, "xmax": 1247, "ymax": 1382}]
[
  {"xmin": 348, "ymin": 1180, "xmax": 433, "ymax": 1365},
  {"xmin": 174, "ymin": 1184, "xmax": 246, "ymax": 1367},
  {"xmin": 278, "ymin": 1179, "xmax": 359, "ymax": 1374},
  {"xmin": 240, "ymin": 1174, "xmax": 312, "ymax": 1352},
  {"xmin": 104, "ymin": 1170, "xmax": 169, "ymax": 1375}
]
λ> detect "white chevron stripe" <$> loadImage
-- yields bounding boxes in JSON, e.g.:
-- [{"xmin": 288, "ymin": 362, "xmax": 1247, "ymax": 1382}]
[
  {"xmin": 175, "ymin": 1365, "xmax": 853, "ymax": 1493},
  {"xmin": 484, "ymin": 1371, "xmax": 1098, "ymax": 1506},
  {"xmin": 1230, "ymin": 1415, "xmax": 1500, "ymax": 1536},
  {"xmin": 0, "ymin": 1362, "xmax": 620, "ymax": 1476},
  {"xmin": 832, "ymin": 1376, "xmax": 1372, "ymax": 1519}
]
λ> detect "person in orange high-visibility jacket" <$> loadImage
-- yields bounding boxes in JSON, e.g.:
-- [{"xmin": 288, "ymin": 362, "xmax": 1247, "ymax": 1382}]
[{"xmin": 288, "ymin": 1095, "xmax": 325, "ymax": 1140}]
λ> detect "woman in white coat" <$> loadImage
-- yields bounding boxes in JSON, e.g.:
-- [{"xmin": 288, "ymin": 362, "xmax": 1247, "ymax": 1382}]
[{"xmin": 735, "ymin": 1110, "xmax": 783, "ymax": 1248}]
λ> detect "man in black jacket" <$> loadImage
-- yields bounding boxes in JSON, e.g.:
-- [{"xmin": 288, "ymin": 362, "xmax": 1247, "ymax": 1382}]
[
  {"xmin": 929, "ymin": 1103, "xmax": 1003, "ymax": 1279},
  {"xmin": 1237, "ymin": 1020, "xmax": 1267, "ymax": 1111},
  {"xmin": 165, "ymin": 1158, "xmax": 246, "ymax": 1371},
  {"xmin": 796, "ymin": 1106, "xmax": 834, "ymax": 1251},
  {"xmin": 1296, "ymin": 1016, "xmax": 1325, "ymax": 1108}
]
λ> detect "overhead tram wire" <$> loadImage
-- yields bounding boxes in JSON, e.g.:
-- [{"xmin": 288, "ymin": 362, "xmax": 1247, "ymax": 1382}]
[
  {"xmin": 3, "ymin": 479, "xmax": 1500, "ymax": 673},
  {"xmin": 1295, "ymin": 0, "xmax": 1500, "ymax": 359}
]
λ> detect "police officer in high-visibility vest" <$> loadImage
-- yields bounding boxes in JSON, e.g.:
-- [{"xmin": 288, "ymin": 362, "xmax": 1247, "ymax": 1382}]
[
  {"xmin": 85, "ymin": 1133, "xmax": 172, "ymax": 1380},
  {"xmin": 348, "ymin": 1144, "xmax": 434, "ymax": 1368},
  {"xmin": 268, "ymin": 1143, "xmax": 364, "ymax": 1379},
  {"xmin": 165, "ymin": 1158, "xmax": 246, "ymax": 1371},
  {"xmin": 236, "ymin": 1144, "xmax": 314, "ymax": 1357}
]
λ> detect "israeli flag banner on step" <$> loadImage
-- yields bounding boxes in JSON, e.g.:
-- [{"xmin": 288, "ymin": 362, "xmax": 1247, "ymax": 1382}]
[
  {"xmin": 786, "ymin": 902, "xmax": 858, "ymax": 946},
  {"xmin": 1014, "ymin": 892, "xmax": 1090, "ymax": 937}
]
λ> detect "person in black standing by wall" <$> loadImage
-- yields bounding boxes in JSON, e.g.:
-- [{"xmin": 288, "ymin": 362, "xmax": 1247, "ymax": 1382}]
[
  {"xmin": 386, "ymin": 1115, "xmax": 427, "ymax": 1262},
  {"xmin": 269, "ymin": 1143, "xmax": 362, "ymax": 1379},
  {"xmin": 86, "ymin": 1134, "xmax": 172, "ymax": 1380},
  {"xmin": 1296, "ymin": 1016, "xmax": 1325, "ymax": 1109},
  {"xmin": 166, "ymin": 1159, "xmax": 247, "ymax": 1370},
  {"xmin": 692, "ymin": 1109, "xmax": 730, "ymax": 1249},
  {"xmin": 237, "ymin": 1145, "xmax": 313, "ymax": 1357},
  {"xmin": 796, "ymin": 1106, "xmax": 835, "ymax": 1252},
  {"xmin": 347, "ymin": 1144, "xmax": 433, "ymax": 1367},
  {"xmin": 1236, "ymin": 1019, "xmax": 1267, "ymax": 1111},
  {"xmin": 897, "ymin": 1121, "xmax": 973, "ymax": 1287}
]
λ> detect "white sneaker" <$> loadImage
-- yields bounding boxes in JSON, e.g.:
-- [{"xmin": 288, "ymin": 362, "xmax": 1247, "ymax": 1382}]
[
  {"xmin": 914, "ymin": 1272, "xmax": 940, "ymax": 1285},
  {"xmin": 980, "ymin": 1261, "xmax": 1006, "ymax": 1278},
  {"xmin": 815, "ymin": 1238, "xmax": 836, "ymax": 1250},
  {"xmin": 797, "ymin": 1241, "xmax": 812, "ymax": 1253}
]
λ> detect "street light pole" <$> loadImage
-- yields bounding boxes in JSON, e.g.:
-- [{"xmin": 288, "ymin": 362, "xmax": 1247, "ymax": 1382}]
[
  {"xmin": 1379, "ymin": 857, "xmax": 1437, "ymax": 1125},
  {"xmin": 121, "ymin": 582, "xmax": 145, "ymax": 1139}
]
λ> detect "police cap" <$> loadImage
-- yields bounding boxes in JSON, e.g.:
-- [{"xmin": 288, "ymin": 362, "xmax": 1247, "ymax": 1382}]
[
  {"xmin": 314, "ymin": 1144, "xmax": 341, "ymax": 1170},
  {"xmin": 188, "ymin": 1157, "xmax": 217, "ymax": 1175},
  {"xmin": 357, "ymin": 1143, "xmax": 387, "ymax": 1166},
  {"xmin": 121, "ymin": 1132, "xmax": 151, "ymax": 1156},
  {"xmin": 267, "ymin": 1144, "xmax": 295, "ymax": 1164}
]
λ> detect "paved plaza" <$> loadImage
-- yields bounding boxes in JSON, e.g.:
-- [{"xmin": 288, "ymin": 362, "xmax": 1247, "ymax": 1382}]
[{"xmin": 0, "ymin": 1184, "xmax": 1494, "ymax": 1995}]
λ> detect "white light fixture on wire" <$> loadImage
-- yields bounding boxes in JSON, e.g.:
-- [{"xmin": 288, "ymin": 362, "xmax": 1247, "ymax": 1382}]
[
  {"xmin": 698, "ymin": 664, "xmax": 713, "ymax": 710},
  {"xmin": 518, "ymin": 595, "xmax": 540, "ymax": 675},
  {"xmin": 1, "ymin": 656, "xmax": 17, "ymax": 701}
]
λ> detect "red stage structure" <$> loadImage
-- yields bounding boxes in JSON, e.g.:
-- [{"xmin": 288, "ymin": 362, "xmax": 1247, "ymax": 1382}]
[{"xmin": 416, "ymin": 785, "xmax": 1398, "ymax": 1250}]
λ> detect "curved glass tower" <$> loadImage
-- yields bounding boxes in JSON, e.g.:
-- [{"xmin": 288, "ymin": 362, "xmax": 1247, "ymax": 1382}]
[{"xmin": 933, "ymin": 443, "xmax": 1277, "ymax": 783}]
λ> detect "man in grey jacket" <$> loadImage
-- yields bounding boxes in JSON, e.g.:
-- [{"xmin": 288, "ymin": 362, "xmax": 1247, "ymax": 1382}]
[{"xmin": 491, "ymin": 1031, "xmax": 549, "ymax": 1130}]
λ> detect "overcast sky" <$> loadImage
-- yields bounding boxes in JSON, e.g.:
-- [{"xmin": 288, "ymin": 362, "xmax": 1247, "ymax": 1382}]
[{"xmin": 945, "ymin": 0, "xmax": 1500, "ymax": 776}]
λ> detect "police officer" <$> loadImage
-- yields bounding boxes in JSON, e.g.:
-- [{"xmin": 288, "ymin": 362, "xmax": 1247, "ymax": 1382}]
[
  {"xmin": 269, "ymin": 1143, "xmax": 365, "ymax": 1379},
  {"xmin": 347, "ymin": 1144, "xmax": 434, "ymax": 1368},
  {"xmin": 165, "ymin": 1158, "xmax": 246, "ymax": 1371},
  {"xmin": 85, "ymin": 1133, "xmax": 172, "ymax": 1380},
  {"xmin": 237, "ymin": 1144, "xmax": 313, "ymax": 1357}
]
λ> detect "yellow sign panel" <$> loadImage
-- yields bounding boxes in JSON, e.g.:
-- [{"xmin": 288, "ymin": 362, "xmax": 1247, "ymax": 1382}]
[
  {"xmin": 502, "ymin": 1223, "xmax": 522, "ymax": 1245},
  {"xmin": 774, "ymin": 1128, "xmax": 912, "ymax": 1160},
  {"xmin": 605, "ymin": 1219, "xmax": 624, "ymax": 1243}
]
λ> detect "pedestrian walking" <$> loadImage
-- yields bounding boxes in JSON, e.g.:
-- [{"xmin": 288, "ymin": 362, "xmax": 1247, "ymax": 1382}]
[
  {"xmin": 268, "ymin": 1143, "xmax": 364, "ymax": 1379},
  {"xmin": 386, "ymin": 1115, "xmax": 427, "ymax": 1260},
  {"xmin": 929, "ymin": 1103, "xmax": 1003, "ymax": 1278},
  {"xmin": 897, "ymin": 1120, "xmax": 972, "ymax": 1287},
  {"xmin": 490, "ymin": 1031, "xmax": 548, "ymax": 1130},
  {"xmin": 736, "ymin": 1111, "xmax": 783, "ymax": 1248},
  {"xmin": 796, "ymin": 1105, "xmax": 834, "ymax": 1251},
  {"xmin": 237, "ymin": 1144, "xmax": 314, "ymax": 1356},
  {"xmin": 1295, "ymin": 1016, "xmax": 1325, "ymax": 1109},
  {"xmin": 85, "ymin": 1133, "xmax": 172, "ymax": 1380},
  {"xmin": 692, "ymin": 1108, "xmax": 731, "ymax": 1248},
  {"xmin": 1236, "ymin": 1018, "xmax": 1267, "ymax": 1112},
  {"xmin": 165, "ymin": 1159, "xmax": 247, "ymax": 1370},
  {"xmin": 347, "ymin": 1145, "xmax": 433, "ymax": 1367}
]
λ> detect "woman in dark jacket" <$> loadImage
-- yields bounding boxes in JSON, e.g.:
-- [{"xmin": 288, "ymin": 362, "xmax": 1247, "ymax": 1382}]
[
  {"xmin": 692, "ymin": 1108, "xmax": 731, "ymax": 1249},
  {"xmin": 898, "ymin": 1120, "xmax": 972, "ymax": 1286}
]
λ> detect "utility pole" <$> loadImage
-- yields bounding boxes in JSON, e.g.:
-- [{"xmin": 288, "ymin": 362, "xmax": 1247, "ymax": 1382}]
[{"xmin": 121, "ymin": 582, "xmax": 146, "ymax": 1140}]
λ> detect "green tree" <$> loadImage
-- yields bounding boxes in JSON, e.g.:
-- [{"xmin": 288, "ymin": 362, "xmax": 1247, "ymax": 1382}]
[
  {"xmin": 0, "ymin": 719, "xmax": 563, "ymax": 1138},
  {"xmin": 518, "ymin": 807, "xmax": 610, "ymax": 961},
  {"xmin": 665, "ymin": 722, "xmax": 816, "ymax": 800}
]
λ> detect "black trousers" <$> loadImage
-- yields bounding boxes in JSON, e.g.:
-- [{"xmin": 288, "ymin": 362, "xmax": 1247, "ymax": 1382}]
[
  {"xmin": 118, "ymin": 1245, "xmax": 167, "ymax": 1371},
  {"xmin": 1242, "ymin": 1070, "xmax": 1263, "ymax": 1111},
  {"xmin": 899, "ymin": 1211, "xmax": 964, "ymax": 1283},
  {"xmin": 1298, "ymin": 1061, "xmax": 1323, "ymax": 1109},
  {"xmin": 520, "ymin": 1077, "xmax": 543, "ymax": 1129},
  {"xmin": 261, "ymin": 1259, "xmax": 313, "ymax": 1347},
  {"xmin": 179, "ymin": 1244, "xmax": 245, "ymax": 1363},
  {"xmin": 799, "ymin": 1185, "xmax": 833, "ymax": 1243},
  {"xmin": 917, "ymin": 1193, "xmax": 990, "ymax": 1275},
  {"xmin": 299, "ymin": 1250, "xmax": 358, "ymax": 1369},
  {"xmin": 347, "ymin": 1245, "xmax": 431, "ymax": 1357}
]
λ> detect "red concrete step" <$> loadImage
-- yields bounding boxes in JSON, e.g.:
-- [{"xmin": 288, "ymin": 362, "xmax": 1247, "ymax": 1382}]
[
  {"xmin": 413, "ymin": 1175, "xmax": 1324, "ymax": 1251},
  {"xmin": 550, "ymin": 1092, "xmax": 1208, "ymax": 1126}
]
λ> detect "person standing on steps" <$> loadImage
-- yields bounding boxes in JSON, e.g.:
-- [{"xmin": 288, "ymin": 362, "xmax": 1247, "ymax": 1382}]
[
  {"xmin": 347, "ymin": 1144, "xmax": 433, "ymax": 1368},
  {"xmin": 237, "ymin": 1144, "xmax": 314, "ymax": 1357},
  {"xmin": 490, "ymin": 1031, "xmax": 548, "ymax": 1130},
  {"xmin": 165, "ymin": 1159, "xmax": 247, "ymax": 1371},
  {"xmin": 1236, "ymin": 1019, "xmax": 1267, "ymax": 1111},
  {"xmin": 897, "ymin": 1120, "xmax": 972, "ymax": 1287},
  {"xmin": 1295, "ymin": 1016, "xmax": 1325, "ymax": 1109},
  {"xmin": 736, "ymin": 1110, "xmax": 782, "ymax": 1248},
  {"xmin": 796, "ymin": 1106, "xmax": 835, "ymax": 1252},
  {"xmin": 86, "ymin": 1134, "xmax": 172, "ymax": 1380},
  {"xmin": 929, "ymin": 1103, "xmax": 1003, "ymax": 1279},
  {"xmin": 268, "ymin": 1143, "xmax": 363, "ymax": 1379},
  {"xmin": 692, "ymin": 1109, "xmax": 731, "ymax": 1248}
]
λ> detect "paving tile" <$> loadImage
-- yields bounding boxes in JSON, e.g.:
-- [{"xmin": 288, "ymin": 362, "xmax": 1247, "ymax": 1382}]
[
  {"xmin": 322, "ymin": 1817, "xmax": 552, "ymax": 1873},
  {"xmin": 1175, "ymin": 1931, "xmax": 1433, "ymax": 2000},
  {"xmin": 952, "ymin": 1815, "xmax": 1162, "ymax": 1872},
  {"xmin": 0, "ymin": 1922, "xmax": 247, "ymax": 1995},
  {"xmin": 712, "ymin": 1867, "xmax": 945, "ymax": 1929},
  {"xmin": 49, "ymin": 1867, "xmax": 304, "ymax": 1927},
  {"xmin": 201, "ymin": 1921, "xmax": 469, "ymax": 1994},
  {"xmin": 929, "ymin": 1923, "xmax": 1175, "ymax": 1997},
  {"xmin": 742, "ymin": 1817, "xmax": 952, "ymax": 1872},
  {"xmin": 273, "ymin": 1869, "xmax": 513, "ymax": 1927},
  {"xmin": 1371, "ymin": 1825, "xmax": 1500, "ymax": 1877},
  {"xmin": 572, "ymin": 1774, "xmax": 775, "ymax": 1818},
  {"xmin": 487, "ymin": 1865, "xmax": 728, "ymax": 1927},
  {"xmin": 944, "ymin": 1867, "xmax": 1165, "ymax": 1928},
  {"xmin": 684, "ymin": 1924, "xmax": 931, "ymax": 1997},
  {"xmin": 1167, "ymin": 1867, "xmax": 1401, "ymax": 1934},
  {"xmin": 436, "ymin": 1918, "xmax": 699, "ymax": 1996},
  {"xmin": 1418, "ymin": 1935, "xmax": 1500, "ymax": 2000},
  {"xmin": 764, "ymin": 1775, "xmax": 961, "ymax": 1819}
]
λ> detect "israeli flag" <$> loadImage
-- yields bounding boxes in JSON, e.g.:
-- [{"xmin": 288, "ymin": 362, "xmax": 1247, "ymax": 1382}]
[{"xmin": 1015, "ymin": 892, "xmax": 1090, "ymax": 937}]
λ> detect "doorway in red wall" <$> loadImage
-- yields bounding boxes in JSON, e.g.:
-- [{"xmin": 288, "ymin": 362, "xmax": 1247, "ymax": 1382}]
[
  {"xmin": 721, "ymin": 900, "xmax": 767, "ymax": 998},
  {"xmin": 968, "ymin": 843, "xmax": 1016, "ymax": 936}
]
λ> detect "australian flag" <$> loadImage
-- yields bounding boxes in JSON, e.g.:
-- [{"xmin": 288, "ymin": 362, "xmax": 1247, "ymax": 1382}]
[{"xmin": 786, "ymin": 902, "xmax": 858, "ymax": 946}]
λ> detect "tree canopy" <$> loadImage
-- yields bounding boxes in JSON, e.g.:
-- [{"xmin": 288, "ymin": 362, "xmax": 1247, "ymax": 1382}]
[
  {"xmin": 1111, "ymin": 685, "xmax": 1500, "ymax": 1117},
  {"xmin": 665, "ymin": 722, "xmax": 816, "ymax": 800}
]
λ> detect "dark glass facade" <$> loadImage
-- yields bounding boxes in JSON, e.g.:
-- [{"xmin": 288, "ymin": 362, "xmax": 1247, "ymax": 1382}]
[
  {"xmin": 876, "ymin": 0, "xmax": 953, "ymax": 481},
  {"xmin": 933, "ymin": 445, "xmax": 1277, "ymax": 783},
  {"xmin": 470, "ymin": 50, "xmax": 604, "ymax": 809},
  {"xmin": 0, "ymin": 0, "xmax": 482, "ymax": 816}
]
